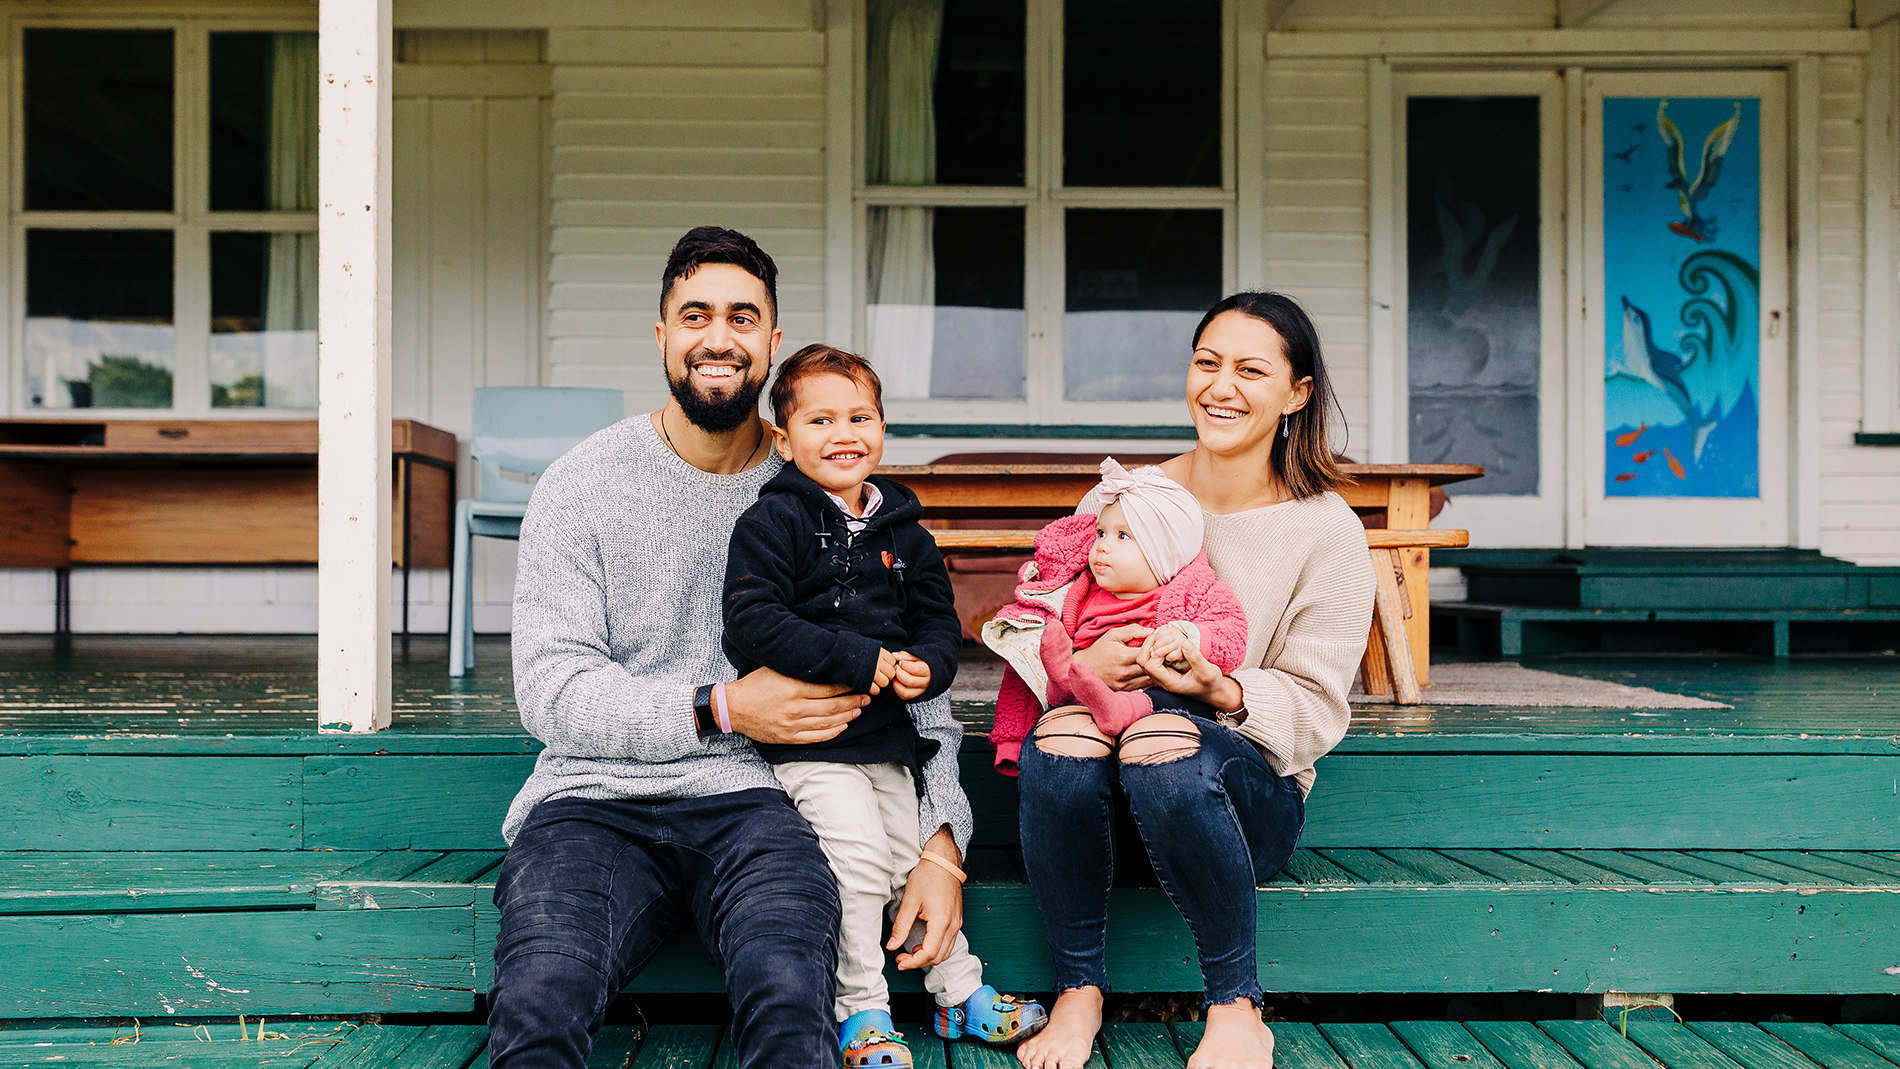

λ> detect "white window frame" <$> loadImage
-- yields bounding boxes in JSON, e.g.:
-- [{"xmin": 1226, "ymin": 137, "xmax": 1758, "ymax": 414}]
[
  {"xmin": 5, "ymin": 12, "xmax": 318, "ymax": 419},
  {"xmin": 848, "ymin": 0, "xmax": 1238, "ymax": 430},
  {"xmin": 1864, "ymin": 17, "xmax": 1900, "ymax": 440}
]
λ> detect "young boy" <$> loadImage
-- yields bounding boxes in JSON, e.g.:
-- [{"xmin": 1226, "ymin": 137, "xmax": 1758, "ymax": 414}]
[{"xmin": 722, "ymin": 344, "xmax": 1047, "ymax": 1067}]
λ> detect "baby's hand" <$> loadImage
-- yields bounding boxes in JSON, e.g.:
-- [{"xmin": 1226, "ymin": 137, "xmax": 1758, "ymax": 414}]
[
  {"xmin": 892, "ymin": 652, "xmax": 931, "ymax": 700},
  {"xmin": 871, "ymin": 648, "xmax": 899, "ymax": 695},
  {"xmin": 1148, "ymin": 623, "xmax": 1193, "ymax": 670}
]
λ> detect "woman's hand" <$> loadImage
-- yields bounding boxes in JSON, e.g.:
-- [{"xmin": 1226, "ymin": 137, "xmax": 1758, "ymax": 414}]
[
  {"xmin": 888, "ymin": 827, "xmax": 964, "ymax": 971},
  {"xmin": 1072, "ymin": 624, "xmax": 1156, "ymax": 692},
  {"xmin": 1137, "ymin": 640, "xmax": 1244, "ymax": 713}
]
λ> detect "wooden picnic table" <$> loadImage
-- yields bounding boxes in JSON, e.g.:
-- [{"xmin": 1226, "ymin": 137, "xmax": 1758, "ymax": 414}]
[{"xmin": 884, "ymin": 462, "xmax": 1483, "ymax": 688}]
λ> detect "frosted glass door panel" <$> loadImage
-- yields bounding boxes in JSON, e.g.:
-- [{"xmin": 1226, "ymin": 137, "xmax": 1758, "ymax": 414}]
[{"xmin": 1406, "ymin": 96, "xmax": 1542, "ymax": 496}]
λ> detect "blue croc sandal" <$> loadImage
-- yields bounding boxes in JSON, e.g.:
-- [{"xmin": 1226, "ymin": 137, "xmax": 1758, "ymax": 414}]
[
  {"xmin": 840, "ymin": 1009, "xmax": 913, "ymax": 1068},
  {"xmin": 933, "ymin": 985, "xmax": 1049, "ymax": 1045}
]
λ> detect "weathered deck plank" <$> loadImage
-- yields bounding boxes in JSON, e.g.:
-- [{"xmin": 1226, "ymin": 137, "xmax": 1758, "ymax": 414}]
[
  {"xmin": 1756, "ymin": 1023, "xmax": 1900, "ymax": 1069},
  {"xmin": 1463, "ymin": 1020, "xmax": 1591, "ymax": 1069},
  {"xmin": 1687, "ymin": 1022, "xmax": 1833, "ymax": 1069}
]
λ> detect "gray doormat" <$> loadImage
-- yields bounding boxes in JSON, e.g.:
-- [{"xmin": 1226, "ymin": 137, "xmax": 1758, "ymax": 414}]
[{"xmin": 1351, "ymin": 661, "xmax": 1731, "ymax": 708}]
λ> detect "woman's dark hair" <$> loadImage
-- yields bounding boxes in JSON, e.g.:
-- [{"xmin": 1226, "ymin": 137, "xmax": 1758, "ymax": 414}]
[
  {"xmin": 660, "ymin": 226, "xmax": 779, "ymax": 323},
  {"xmin": 1190, "ymin": 291, "xmax": 1351, "ymax": 500}
]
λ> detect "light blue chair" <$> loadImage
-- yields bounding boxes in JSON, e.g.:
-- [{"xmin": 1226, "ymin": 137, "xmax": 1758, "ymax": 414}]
[{"xmin": 449, "ymin": 386, "xmax": 625, "ymax": 676}]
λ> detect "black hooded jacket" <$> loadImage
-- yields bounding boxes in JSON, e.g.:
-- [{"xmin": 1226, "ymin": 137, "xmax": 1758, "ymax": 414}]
[{"xmin": 722, "ymin": 464, "xmax": 962, "ymax": 770}]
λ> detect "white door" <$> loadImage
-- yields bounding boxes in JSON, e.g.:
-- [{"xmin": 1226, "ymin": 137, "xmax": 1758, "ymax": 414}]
[
  {"xmin": 1580, "ymin": 71, "xmax": 1789, "ymax": 545},
  {"xmin": 1391, "ymin": 72, "xmax": 1567, "ymax": 547}
]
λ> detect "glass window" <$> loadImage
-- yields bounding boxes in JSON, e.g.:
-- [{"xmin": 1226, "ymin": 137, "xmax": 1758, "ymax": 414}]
[
  {"xmin": 210, "ymin": 232, "xmax": 318, "ymax": 409},
  {"xmin": 24, "ymin": 29, "xmax": 174, "ymax": 211},
  {"xmin": 1062, "ymin": 0, "xmax": 1221, "ymax": 188},
  {"xmin": 1406, "ymin": 96, "xmax": 1542, "ymax": 495},
  {"xmin": 1064, "ymin": 208, "xmax": 1221, "ymax": 402},
  {"xmin": 859, "ymin": 0, "xmax": 1230, "ymax": 422},
  {"xmin": 867, "ymin": 207, "xmax": 1025, "ymax": 400},
  {"xmin": 211, "ymin": 32, "xmax": 318, "ymax": 212},
  {"xmin": 866, "ymin": 0, "xmax": 1025, "ymax": 187},
  {"xmin": 26, "ymin": 230, "xmax": 175, "ymax": 409}
]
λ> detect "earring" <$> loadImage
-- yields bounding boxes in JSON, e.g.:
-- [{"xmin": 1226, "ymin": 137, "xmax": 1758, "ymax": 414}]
[{"xmin": 1282, "ymin": 414, "xmax": 1291, "ymax": 439}]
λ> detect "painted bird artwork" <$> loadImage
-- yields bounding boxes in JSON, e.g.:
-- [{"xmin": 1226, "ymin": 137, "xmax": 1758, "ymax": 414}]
[
  {"xmin": 1614, "ymin": 296, "xmax": 1721, "ymax": 463},
  {"xmin": 1657, "ymin": 99, "xmax": 1741, "ymax": 243}
]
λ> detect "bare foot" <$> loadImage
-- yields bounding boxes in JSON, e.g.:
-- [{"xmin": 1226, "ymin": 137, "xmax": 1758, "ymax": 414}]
[
  {"xmin": 1016, "ymin": 987, "xmax": 1102, "ymax": 1069},
  {"xmin": 1186, "ymin": 1000, "xmax": 1275, "ymax": 1069}
]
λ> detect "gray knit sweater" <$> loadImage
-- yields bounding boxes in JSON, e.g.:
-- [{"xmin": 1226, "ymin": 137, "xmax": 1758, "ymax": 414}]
[{"xmin": 503, "ymin": 415, "xmax": 974, "ymax": 850}]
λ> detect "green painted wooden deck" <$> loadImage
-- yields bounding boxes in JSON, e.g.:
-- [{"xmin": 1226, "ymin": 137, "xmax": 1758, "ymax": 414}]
[
  {"xmin": 2, "ymin": 636, "xmax": 1898, "ymax": 1015},
  {"xmin": 5, "ymin": 1020, "xmax": 1900, "ymax": 1069}
]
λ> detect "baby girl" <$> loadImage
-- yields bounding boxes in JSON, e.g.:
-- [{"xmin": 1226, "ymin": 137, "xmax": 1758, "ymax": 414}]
[{"xmin": 983, "ymin": 458, "xmax": 1249, "ymax": 774}]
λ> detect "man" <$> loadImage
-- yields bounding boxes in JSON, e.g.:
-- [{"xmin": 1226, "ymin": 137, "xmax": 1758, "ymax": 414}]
[{"xmin": 488, "ymin": 226, "xmax": 973, "ymax": 1068}]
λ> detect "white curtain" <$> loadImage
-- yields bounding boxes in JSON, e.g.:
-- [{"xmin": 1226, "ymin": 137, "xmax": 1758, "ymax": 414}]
[
  {"xmin": 264, "ymin": 32, "xmax": 318, "ymax": 408},
  {"xmin": 864, "ymin": 0, "xmax": 942, "ymax": 400}
]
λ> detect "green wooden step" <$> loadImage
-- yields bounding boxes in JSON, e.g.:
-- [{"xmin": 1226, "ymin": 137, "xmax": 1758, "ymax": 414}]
[
  {"xmin": 0, "ymin": 1017, "xmax": 1892, "ymax": 1069},
  {"xmin": 0, "ymin": 1022, "xmax": 1852, "ymax": 1069},
  {"xmin": 7, "ymin": 847, "xmax": 1900, "ymax": 1015},
  {"xmin": 1434, "ymin": 602, "xmax": 1900, "ymax": 658}
]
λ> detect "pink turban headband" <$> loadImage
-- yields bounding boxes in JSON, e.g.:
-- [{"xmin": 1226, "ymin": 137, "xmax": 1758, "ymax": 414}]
[{"xmin": 1094, "ymin": 457, "xmax": 1205, "ymax": 584}]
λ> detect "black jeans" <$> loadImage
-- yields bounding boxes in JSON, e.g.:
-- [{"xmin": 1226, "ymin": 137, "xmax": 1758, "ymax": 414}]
[
  {"xmin": 1017, "ymin": 714, "xmax": 1305, "ymax": 1009},
  {"xmin": 487, "ymin": 789, "xmax": 840, "ymax": 1068}
]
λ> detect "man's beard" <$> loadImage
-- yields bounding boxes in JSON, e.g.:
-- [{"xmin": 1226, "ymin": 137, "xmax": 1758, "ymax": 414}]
[{"xmin": 668, "ymin": 351, "xmax": 766, "ymax": 433}]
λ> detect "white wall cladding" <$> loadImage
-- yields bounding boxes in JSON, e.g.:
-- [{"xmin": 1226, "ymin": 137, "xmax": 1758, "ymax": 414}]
[
  {"xmin": 544, "ymin": 27, "xmax": 828, "ymax": 415},
  {"xmin": 1816, "ymin": 54, "xmax": 1900, "ymax": 564},
  {"xmin": 1262, "ymin": 58, "xmax": 1372, "ymax": 458},
  {"xmin": 391, "ymin": 30, "xmax": 552, "ymax": 632},
  {"xmin": 1273, "ymin": 0, "xmax": 1856, "ymax": 32}
]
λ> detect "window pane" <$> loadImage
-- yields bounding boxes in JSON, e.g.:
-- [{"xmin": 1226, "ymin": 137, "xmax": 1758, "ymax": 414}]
[
  {"xmin": 26, "ymin": 230, "xmax": 174, "ymax": 409},
  {"xmin": 1406, "ymin": 97, "xmax": 1541, "ymax": 495},
  {"xmin": 1063, "ymin": 0, "xmax": 1220, "ymax": 187},
  {"xmin": 210, "ymin": 232, "xmax": 318, "ymax": 409},
  {"xmin": 865, "ymin": 0, "xmax": 1025, "ymax": 187},
  {"xmin": 1064, "ymin": 208, "xmax": 1220, "ymax": 402},
  {"xmin": 867, "ymin": 206, "xmax": 1025, "ymax": 400},
  {"xmin": 211, "ymin": 32, "xmax": 318, "ymax": 212},
  {"xmin": 25, "ymin": 30, "xmax": 174, "ymax": 211}
]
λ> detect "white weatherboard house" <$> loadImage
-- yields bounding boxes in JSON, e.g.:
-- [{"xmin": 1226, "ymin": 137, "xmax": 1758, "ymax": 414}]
[{"xmin": 0, "ymin": 0, "xmax": 1896, "ymax": 725}]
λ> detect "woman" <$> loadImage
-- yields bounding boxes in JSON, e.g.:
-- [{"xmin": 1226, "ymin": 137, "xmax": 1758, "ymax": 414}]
[{"xmin": 1014, "ymin": 293, "xmax": 1377, "ymax": 1069}]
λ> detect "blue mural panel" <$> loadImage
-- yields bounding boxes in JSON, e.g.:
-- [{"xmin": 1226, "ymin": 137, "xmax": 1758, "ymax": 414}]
[{"xmin": 1602, "ymin": 96, "xmax": 1761, "ymax": 498}]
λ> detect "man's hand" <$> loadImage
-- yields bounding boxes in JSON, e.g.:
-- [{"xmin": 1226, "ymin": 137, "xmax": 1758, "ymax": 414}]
[
  {"xmin": 723, "ymin": 666, "xmax": 866, "ymax": 745},
  {"xmin": 891, "ymin": 652, "xmax": 931, "ymax": 700},
  {"xmin": 1072, "ymin": 623, "xmax": 1156, "ymax": 692},
  {"xmin": 871, "ymin": 648, "xmax": 899, "ymax": 696},
  {"xmin": 887, "ymin": 826, "xmax": 964, "ymax": 971}
]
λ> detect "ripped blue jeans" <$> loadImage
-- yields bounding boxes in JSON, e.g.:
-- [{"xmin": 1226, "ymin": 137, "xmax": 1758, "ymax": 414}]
[{"xmin": 1016, "ymin": 713, "xmax": 1305, "ymax": 1009}]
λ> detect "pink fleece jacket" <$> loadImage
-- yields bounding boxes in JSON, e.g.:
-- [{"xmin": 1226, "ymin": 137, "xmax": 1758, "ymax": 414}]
[{"xmin": 988, "ymin": 514, "xmax": 1250, "ymax": 774}]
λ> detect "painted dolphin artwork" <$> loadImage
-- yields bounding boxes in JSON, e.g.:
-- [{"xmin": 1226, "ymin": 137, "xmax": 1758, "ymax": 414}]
[
  {"xmin": 1615, "ymin": 296, "xmax": 1720, "ymax": 462},
  {"xmin": 1657, "ymin": 100, "xmax": 1741, "ymax": 243}
]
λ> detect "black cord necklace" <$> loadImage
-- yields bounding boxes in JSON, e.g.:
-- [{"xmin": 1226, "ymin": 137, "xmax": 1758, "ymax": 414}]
[{"xmin": 660, "ymin": 408, "xmax": 767, "ymax": 472}]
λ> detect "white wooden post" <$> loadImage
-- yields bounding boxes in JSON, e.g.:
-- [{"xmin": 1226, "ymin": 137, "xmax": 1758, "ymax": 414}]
[{"xmin": 317, "ymin": 0, "xmax": 393, "ymax": 732}]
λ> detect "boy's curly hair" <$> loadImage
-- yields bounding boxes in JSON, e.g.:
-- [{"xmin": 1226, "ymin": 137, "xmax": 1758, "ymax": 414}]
[{"xmin": 768, "ymin": 344, "xmax": 885, "ymax": 426}]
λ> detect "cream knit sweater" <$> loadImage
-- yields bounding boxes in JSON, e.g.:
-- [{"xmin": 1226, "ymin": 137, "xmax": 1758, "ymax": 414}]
[{"xmin": 1079, "ymin": 486, "xmax": 1377, "ymax": 796}]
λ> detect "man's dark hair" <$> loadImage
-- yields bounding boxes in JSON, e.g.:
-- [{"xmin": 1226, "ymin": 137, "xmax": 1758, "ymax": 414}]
[
  {"xmin": 769, "ymin": 344, "xmax": 885, "ymax": 426},
  {"xmin": 660, "ymin": 226, "xmax": 779, "ymax": 323}
]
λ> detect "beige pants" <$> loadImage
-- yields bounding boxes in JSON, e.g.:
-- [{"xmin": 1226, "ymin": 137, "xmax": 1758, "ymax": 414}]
[{"xmin": 772, "ymin": 760, "xmax": 986, "ymax": 1020}]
